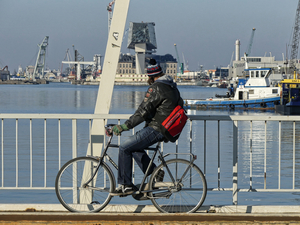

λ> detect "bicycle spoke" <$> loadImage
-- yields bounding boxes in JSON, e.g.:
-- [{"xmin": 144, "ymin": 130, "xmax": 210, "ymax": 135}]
[
  {"xmin": 149, "ymin": 159, "xmax": 207, "ymax": 213},
  {"xmin": 55, "ymin": 157, "xmax": 115, "ymax": 213}
]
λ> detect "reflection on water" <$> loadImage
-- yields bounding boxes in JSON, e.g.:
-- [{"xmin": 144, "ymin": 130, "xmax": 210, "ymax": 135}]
[{"xmin": 0, "ymin": 83, "xmax": 299, "ymax": 206}]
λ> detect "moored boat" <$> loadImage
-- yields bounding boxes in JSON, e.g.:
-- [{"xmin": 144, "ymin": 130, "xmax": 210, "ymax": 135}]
[
  {"xmin": 275, "ymin": 75, "xmax": 300, "ymax": 115},
  {"xmin": 184, "ymin": 68, "xmax": 280, "ymax": 109}
]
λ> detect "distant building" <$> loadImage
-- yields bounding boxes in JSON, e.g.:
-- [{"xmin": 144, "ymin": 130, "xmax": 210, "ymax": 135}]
[
  {"xmin": 152, "ymin": 54, "xmax": 177, "ymax": 77},
  {"xmin": 229, "ymin": 39, "xmax": 299, "ymax": 82},
  {"xmin": 215, "ymin": 67, "xmax": 229, "ymax": 79},
  {"xmin": 115, "ymin": 53, "xmax": 177, "ymax": 83},
  {"xmin": 26, "ymin": 65, "xmax": 34, "ymax": 78},
  {"xmin": 229, "ymin": 56, "xmax": 296, "ymax": 83}
]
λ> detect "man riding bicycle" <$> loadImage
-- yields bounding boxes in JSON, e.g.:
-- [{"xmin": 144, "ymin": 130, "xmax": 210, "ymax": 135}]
[{"xmin": 111, "ymin": 59, "xmax": 184, "ymax": 196}]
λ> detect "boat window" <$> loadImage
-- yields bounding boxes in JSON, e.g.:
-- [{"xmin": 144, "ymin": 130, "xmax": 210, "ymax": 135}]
[
  {"xmin": 272, "ymin": 89, "xmax": 278, "ymax": 94},
  {"xmin": 256, "ymin": 71, "xmax": 259, "ymax": 77},
  {"xmin": 249, "ymin": 89, "xmax": 254, "ymax": 94},
  {"xmin": 261, "ymin": 71, "xmax": 266, "ymax": 77},
  {"xmin": 251, "ymin": 71, "xmax": 254, "ymax": 78}
]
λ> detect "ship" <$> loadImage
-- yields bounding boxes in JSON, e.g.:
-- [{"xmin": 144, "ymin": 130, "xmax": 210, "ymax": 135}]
[
  {"xmin": 184, "ymin": 68, "xmax": 280, "ymax": 109},
  {"xmin": 275, "ymin": 73, "xmax": 300, "ymax": 115}
]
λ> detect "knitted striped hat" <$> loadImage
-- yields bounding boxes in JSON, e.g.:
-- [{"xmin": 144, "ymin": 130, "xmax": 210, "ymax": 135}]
[{"xmin": 147, "ymin": 59, "xmax": 163, "ymax": 76}]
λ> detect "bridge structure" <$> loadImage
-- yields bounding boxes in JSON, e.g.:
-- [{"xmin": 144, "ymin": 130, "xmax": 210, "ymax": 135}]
[
  {"xmin": 0, "ymin": 113, "xmax": 300, "ymax": 208},
  {"xmin": 0, "ymin": 113, "xmax": 299, "ymax": 224},
  {"xmin": 1, "ymin": 0, "xmax": 300, "ymax": 224}
]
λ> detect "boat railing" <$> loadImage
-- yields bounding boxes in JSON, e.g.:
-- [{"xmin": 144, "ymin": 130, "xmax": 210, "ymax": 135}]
[{"xmin": 0, "ymin": 113, "xmax": 299, "ymax": 206}]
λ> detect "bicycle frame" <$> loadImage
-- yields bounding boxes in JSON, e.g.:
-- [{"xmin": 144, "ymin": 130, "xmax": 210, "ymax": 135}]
[{"xmin": 83, "ymin": 126, "xmax": 197, "ymax": 196}]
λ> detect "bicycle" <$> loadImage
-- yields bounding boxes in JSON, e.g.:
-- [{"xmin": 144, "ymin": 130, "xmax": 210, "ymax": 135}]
[{"xmin": 55, "ymin": 124, "xmax": 207, "ymax": 213}]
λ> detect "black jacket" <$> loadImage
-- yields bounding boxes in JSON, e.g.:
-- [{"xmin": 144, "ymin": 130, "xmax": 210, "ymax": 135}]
[{"xmin": 125, "ymin": 75, "xmax": 183, "ymax": 141}]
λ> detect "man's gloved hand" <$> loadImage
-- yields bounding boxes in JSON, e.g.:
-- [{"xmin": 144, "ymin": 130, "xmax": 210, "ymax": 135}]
[{"xmin": 112, "ymin": 124, "xmax": 129, "ymax": 136}]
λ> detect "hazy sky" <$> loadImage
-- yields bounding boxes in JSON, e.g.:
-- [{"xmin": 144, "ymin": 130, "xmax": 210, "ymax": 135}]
[{"xmin": 0, "ymin": 0, "xmax": 298, "ymax": 73}]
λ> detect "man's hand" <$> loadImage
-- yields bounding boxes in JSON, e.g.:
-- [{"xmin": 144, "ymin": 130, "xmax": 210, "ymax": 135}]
[{"xmin": 112, "ymin": 124, "xmax": 129, "ymax": 136}]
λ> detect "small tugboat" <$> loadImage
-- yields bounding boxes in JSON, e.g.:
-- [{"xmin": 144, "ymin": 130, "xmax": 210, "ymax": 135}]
[
  {"xmin": 184, "ymin": 68, "xmax": 280, "ymax": 109},
  {"xmin": 275, "ymin": 74, "xmax": 300, "ymax": 115}
]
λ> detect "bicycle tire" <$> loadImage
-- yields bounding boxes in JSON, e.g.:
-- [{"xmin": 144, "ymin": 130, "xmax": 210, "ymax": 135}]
[
  {"xmin": 149, "ymin": 158, "xmax": 207, "ymax": 213},
  {"xmin": 55, "ymin": 156, "xmax": 115, "ymax": 213}
]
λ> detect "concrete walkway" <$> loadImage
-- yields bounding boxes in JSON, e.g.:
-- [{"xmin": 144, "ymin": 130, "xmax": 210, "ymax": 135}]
[
  {"xmin": 0, "ymin": 205, "xmax": 300, "ymax": 224},
  {"xmin": 0, "ymin": 212, "xmax": 300, "ymax": 225},
  {"xmin": 1, "ymin": 204, "xmax": 300, "ymax": 214}
]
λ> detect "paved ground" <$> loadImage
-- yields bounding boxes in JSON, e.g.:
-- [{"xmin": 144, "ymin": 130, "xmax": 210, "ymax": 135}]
[
  {"xmin": 1, "ymin": 205, "xmax": 300, "ymax": 224},
  {"xmin": 0, "ymin": 212, "xmax": 300, "ymax": 224}
]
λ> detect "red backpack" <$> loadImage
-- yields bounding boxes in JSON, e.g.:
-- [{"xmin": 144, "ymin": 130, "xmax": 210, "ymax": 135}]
[{"xmin": 162, "ymin": 105, "xmax": 188, "ymax": 142}]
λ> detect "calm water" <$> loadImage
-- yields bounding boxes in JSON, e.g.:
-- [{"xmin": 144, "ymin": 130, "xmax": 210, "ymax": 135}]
[{"xmin": 0, "ymin": 82, "xmax": 299, "ymax": 206}]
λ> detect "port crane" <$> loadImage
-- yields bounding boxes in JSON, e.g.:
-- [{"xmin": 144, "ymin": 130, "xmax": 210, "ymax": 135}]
[
  {"xmin": 245, "ymin": 28, "xmax": 256, "ymax": 56},
  {"xmin": 174, "ymin": 43, "xmax": 184, "ymax": 76},
  {"xmin": 289, "ymin": 0, "xmax": 300, "ymax": 75},
  {"xmin": 1, "ymin": 65, "xmax": 8, "ymax": 71},
  {"xmin": 32, "ymin": 36, "xmax": 49, "ymax": 80},
  {"xmin": 60, "ymin": 48, "xmax": 73, "ymax": 77}
]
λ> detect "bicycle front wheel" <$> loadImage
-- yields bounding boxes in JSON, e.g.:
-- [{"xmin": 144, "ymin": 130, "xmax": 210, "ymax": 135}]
[
  {"xmin": 55, "ymin": 156, "xmax": 115, "ymax": 213},
  {"xmin": 149, "ymin": 158, "xmax": 207, "ymax": 213}
]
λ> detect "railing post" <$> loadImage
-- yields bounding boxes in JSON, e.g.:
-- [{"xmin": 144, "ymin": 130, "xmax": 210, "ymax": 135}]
[
  {"xmin": 232, "ymin": 120, "xmax": 238, "ymax": 205},
  {"xmin": 72, "ymin": 119, "xmax": 77, "ymax": 159},
  {"xmin": 72, "ymin": 119, "xmax": 78, "ymax": 203}
]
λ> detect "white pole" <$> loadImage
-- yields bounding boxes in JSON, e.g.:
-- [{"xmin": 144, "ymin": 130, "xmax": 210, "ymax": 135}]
[
  {"xmin": 89, "ymin": 0, "xmax": 130, "ymax": 156},
  {"xmin": 80, "ymin": 0, "xmax": 130, "ymax": 204}
]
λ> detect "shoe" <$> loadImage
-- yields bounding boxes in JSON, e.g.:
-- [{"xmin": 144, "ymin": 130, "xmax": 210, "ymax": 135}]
[
  {"xmin": 155, "ymin": 169, "xmax": 164, "ymax": 182},
  {"xmin": 110, "ymin": 184, "xmax": 136, "ymax": 197}
]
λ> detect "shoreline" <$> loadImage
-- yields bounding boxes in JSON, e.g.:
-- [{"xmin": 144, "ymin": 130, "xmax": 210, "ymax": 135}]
[{"xmin": 0, "ymin": 79, "xmax": 210, "ymax": 87}]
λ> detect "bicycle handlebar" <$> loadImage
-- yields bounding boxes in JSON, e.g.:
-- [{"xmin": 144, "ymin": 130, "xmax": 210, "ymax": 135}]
[{"xmin": 105, "ymin": 124, "xmax": 116, "ymax": 136}]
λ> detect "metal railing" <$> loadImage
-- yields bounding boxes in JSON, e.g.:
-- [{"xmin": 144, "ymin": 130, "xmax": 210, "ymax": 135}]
[{"xmin": 0, "ymin": 113, "xmax": 300, "ymax": 205}]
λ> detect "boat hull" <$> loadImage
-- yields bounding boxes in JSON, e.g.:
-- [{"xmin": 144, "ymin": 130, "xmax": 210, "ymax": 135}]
[
  {"xmin": 275, "ymin": 105, "xmax": 300, "ymax": 115},
  {"xmin": 184, "ymin": 97, "xmax": 280, "ymax": 109}
]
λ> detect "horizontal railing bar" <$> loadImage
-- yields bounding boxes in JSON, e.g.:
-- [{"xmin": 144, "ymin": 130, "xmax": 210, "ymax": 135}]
[
  {"xmin": 190, "ymin": 115, "xmax": 300, "ymax": 121},
  {"xmin": 238, "ymin": 189, "xmax": 300, "ymax": 192},
  {"xmin": 229, "ymin": 115, "xmax": 300, "ymax": 121},
  {"xmin": 0, "ymin": 187, "xmax": 55, "ymax": 190},
  {"xmin": 0, "ymin": 114, "xmax": 300, "ymax": 122},
  {"xmin": 208, "ymin": 188, "xmax": 300, "ymax": 192},
  {"xmin": 0, "ymin": 114, "xmax": 131, "ymax": 120},
  {"xmin": 189, "ymin": 115, "xmax": 232, "ymax": 121}
]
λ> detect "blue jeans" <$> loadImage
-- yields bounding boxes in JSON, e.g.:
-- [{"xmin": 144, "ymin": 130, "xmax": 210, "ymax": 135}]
[{"xmin": 118, "ymin": 126, "xmax": 165, "ymax": 185}]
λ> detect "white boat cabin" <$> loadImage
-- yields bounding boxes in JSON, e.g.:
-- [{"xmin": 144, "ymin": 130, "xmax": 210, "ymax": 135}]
[
  {"xmin": 245, "ymin": 68, "xmax": 271, "ymax": 87},
  {"xmin": 233, "ymin": 68, "xmax": 280, "ymax": 100}
]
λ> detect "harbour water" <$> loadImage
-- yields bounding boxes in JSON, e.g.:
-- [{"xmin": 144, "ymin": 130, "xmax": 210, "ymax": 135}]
[{"xmin": 0, "ymin": 83, "xmax": 299, "ymax": 207}]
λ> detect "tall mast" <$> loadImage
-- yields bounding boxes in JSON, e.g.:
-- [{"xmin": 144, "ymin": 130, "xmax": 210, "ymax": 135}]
[{"xmin": 290, "ymin": 0, "xmax": 300, "ymax": 72}]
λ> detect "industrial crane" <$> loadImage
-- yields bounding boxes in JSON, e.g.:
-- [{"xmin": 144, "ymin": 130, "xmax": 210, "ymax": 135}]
[
  {"xmin": 174, "ymin": 43, "xmax": 184, "ymax": 75},
  {"xmin": 290, "ymin": 0, "xmax": 300, "ymax": 75},
  {"xmin": 1, "ymin": 65, "xmax": 8, "ymax": 71},
  {"xmin": 60, "ymin": 48, "xmax": 73, "ymax": 76},
  {"xmin": 32, "ymin": 36, "xmax": 49, "ymax": 80},
  {"xmin": 245, "ymin": 28, "xmax": 256, "ymax": 56}
]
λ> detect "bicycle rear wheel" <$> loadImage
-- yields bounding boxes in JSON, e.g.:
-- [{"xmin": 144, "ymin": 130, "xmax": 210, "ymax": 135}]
[
  {"xmin": 55, "ymin": 156, "xmax": 115, "ymax": 213},
  {"xmin": 149, "ymin": 158, "xmax": 207, "ymax": 213}
]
